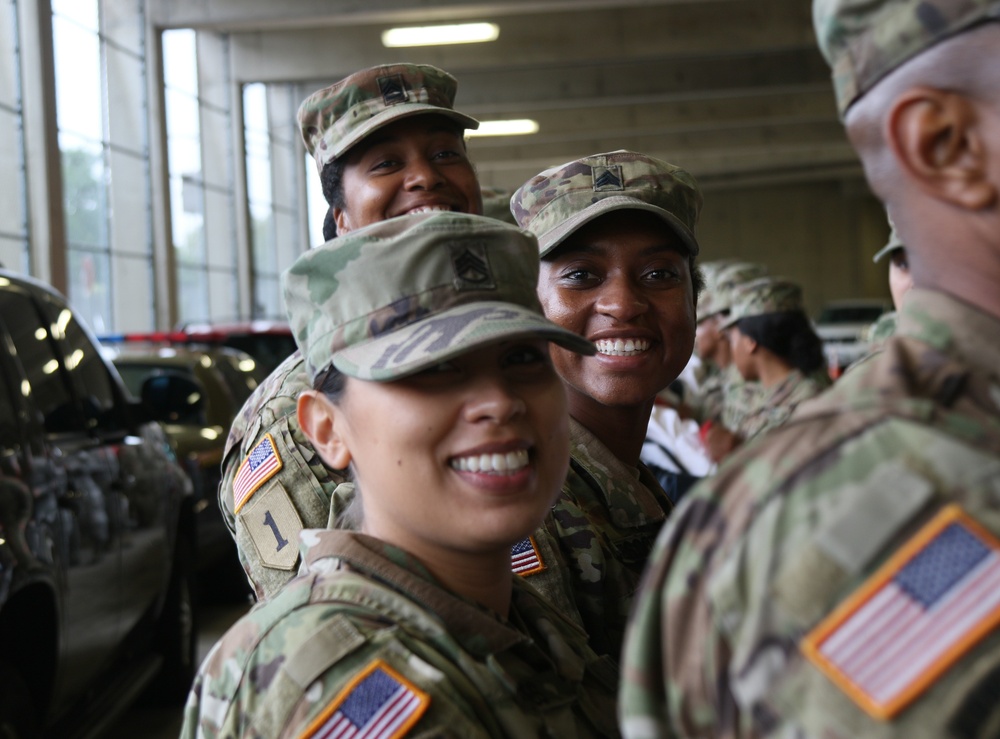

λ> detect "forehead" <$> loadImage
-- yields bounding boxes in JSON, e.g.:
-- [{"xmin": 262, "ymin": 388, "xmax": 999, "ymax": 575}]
[{"xmin": 546, "ymin": 210, "xmax": 687, "ymax": 261}]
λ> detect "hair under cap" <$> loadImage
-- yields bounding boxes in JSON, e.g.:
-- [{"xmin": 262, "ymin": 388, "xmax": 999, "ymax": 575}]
[
  {"xmin": 297, "ymin": 63, "xmax": 479, "ymax": 175},
  {"xmin": 813, "ymin": 0, "xmax": 1000, "ymax": 116},
  {"xmin": 283, "ymin": 212, "xmax": 595, "ymax": 383},
  {"xmin": 509, "ymin": 150, "xmax": 702, "ymax": 258}
]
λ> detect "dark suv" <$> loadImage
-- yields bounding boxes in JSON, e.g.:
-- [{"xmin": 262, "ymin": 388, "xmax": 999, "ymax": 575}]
[{"xmin": 0, "ymin": 271, "xmax": 197, "ymax": 737}]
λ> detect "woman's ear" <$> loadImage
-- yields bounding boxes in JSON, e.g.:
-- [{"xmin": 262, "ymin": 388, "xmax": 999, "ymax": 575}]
[
  {"xmin": 332, "ymin": 205, "xmax": 352, "ymax": 235},
  {"xmin": 298, "ymin": 390, "xmax": 352, "ymax": 470},
  {"xmin": 887, "ymin": 87, "xmax": 997, "ymax": 210}
]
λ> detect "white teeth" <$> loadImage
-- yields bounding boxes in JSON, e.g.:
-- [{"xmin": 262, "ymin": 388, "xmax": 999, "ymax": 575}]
[
  {"xmin": 408, "ymin": 205, "xmax": 451, "ymax": 215},
  {"xmin": 450, "ymin": 449, "xmax": 530, "ymax": 474},
  {"xmin": 594, "ymin": 338, "xmax": 650, "ymax": 356}
]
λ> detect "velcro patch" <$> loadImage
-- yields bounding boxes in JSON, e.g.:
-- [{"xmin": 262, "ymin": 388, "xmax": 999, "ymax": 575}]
[
  {"xmin": 801, "ymin": 505, "xmax": 1000, "ymax": 720},
  {"xmin": 378, "ymin": 74, "xmax": 407, "ymax": 106},
  {"xmin": 450, "ymin": 242, "xmax": 495, "ymax": 290},
  {"xmin": 299, "ymin": 659, "xmax": 429, "ymax": 739},
  {"xmin": 233, "ymin": 433, "xmax": 283, "ymax": 513},
  {"xmin": 511, "ymin": 536, "xmax": 545, "ymax": 576},
  {"xmin": 592, "ymin": 164, "xmax": 624, "ymax": 191}
]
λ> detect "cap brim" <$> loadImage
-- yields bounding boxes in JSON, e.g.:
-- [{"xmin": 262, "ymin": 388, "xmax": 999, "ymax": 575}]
[
  {"xmin": 331, "ymin": 301, "xmax": 595, "ymax": 381},
  {"xmin": 324, "ymin": 105, "xmax": 480, "ymax": 168},
  {"xmin": 872, "ymin": 243, "xmax": 901, "ymax": 263},
  {"xmin": 537, "ymin": 196, "xmax": 700, "ymax": 258}
]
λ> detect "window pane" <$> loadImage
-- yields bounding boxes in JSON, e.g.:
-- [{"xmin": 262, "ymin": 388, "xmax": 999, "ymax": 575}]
[
  {"xmin": 177, "ymin": 264, "xmax": 208, "ymax": 323},
  {"xmin": 52, "ymin": 13, "xmax": 103, "ymax": 141},
  {"xmin": 243, "ymin": 83, "xmax": 267, "ymax": 133},
  {"xmin": 105, "ymin": 44, "xmax": 145, "ymax": 153},
  {"xmin": 250, "ymin": 206, "xmax": 275, "ymax": 274},
  {"xmin": 0, "ymin": 0, "xmax": 19, "ymax": 107},
  {"xmin": 110, "ymin": 253, "xmax": 153, "ymax": 332},
  {"xmin": 108, "ymin": 148, "xmax": 150, "ymax": 258},
  {"xmin": 305, "ymin": 152, "xmax": 327, "ymax": 247},
  {"xmin": 66, "ymin": 248, "xmax": 111, "ymax": 334},
  {"xmin": 60, "ymin": 134, "xmax": 109, "ymax": 249},
  {"xmin": 170, "ymin": 175, "xmax": 205, "ymax": 264},
  {"xmin": 52, "ymin": 0, "xmax": 99, "ymax": 32},
  {"xmin": 0, "ymin": 108, "xmax": 25, "ymax": 237},
  {"xmin": 204, "ymin": 188, "xmax": 235, "ymax": 270},
  {"xmin": 252, "ymin": 275, "xmax": 281, "ymax": 319},
  {"xmin": 162, "ymin": 29, "xmax": 197, "ymax": 96},
  {"xmin": 207, "ymin": 267, "xmax": 237, "ymax": 320},
  {"xmin": 0, "ymin": 235, "xmax": 26, "ymax": 272}
]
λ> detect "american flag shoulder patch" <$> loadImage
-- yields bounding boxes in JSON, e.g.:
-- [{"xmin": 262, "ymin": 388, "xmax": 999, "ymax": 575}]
[
  {"xmin": 299, "ymin": 659, "xmax": 429, "ymax": 739},
  {"xmin": 511, "ymin": 536, "xmax": 545, "ymax": 576},
  {"xmin": 233, "ymin": 433, "xmax": 283, "ymax": 514},
  {"xmin": 801, "ymin": 504, "xmax": 1000, "ymax": 720}
]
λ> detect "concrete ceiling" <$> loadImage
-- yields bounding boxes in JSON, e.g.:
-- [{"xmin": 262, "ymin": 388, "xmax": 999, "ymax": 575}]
[{"xmin": 150, "ymin": 0, "xmax": 860, "ymax": 193}]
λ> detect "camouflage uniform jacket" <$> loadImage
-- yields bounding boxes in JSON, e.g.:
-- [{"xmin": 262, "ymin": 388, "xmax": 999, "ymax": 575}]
[
  {"xmin": 218, "ymin": 351, "xmax": 349, "ymax": 600},
  {"xmin": 181, "ymin": 530, "xmax": 621, "ymax": 739},
  {"xmin": 685, "ymin": 361, "xmax": 726, "ymax": 423},
  {"xmin": 734, "ymin": 368, "xmax": 827, "ymax": 441},
  {"xmin": 719, "ymin": 364, "xmax": 763, "ymax": 431},
  {"xmin": 619, "ymin": 289, "xmax": 1000, "ymax": 739},
  {"xmin": 521, "ymin": 418, "xmax": 674, "ymax": 661}
]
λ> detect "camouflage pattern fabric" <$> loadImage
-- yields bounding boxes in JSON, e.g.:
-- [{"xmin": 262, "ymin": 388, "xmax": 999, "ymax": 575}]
[
  {"xmin": 732, "ymin": 368, "xmax": 827, "ymax": 441},
  {"xmin": 813, "ymin": 0, "xmax": 1000, "ymax": 115},
  {"xmin": 297, "ymin": 63, "xmax": 478, "ymax": 175},
  {"xmin": 719, "ymin": 278, "xmax": 804, "ymax": 329},
  {"xmin": 181, "ymin": 530, "xmax": 621, "ymax": 738},
  {"xmin": 862, "ymin": 309, "xmax": 899, "ymax": 346},
  {"xmin": 509, "ymin": 150, "xmax": 701, "ymax": 257},
  {"xmin": 520, "ymin": 419, "xmax": 674, "ymax": 661},
  {"xmin": 719, "ymin": 365, "xmax": 764, "ymax": 432},
  {"xmin": 619, "ymin": 289, "xmax": 1000, "ymax": 738},
  {"xmin": 218, "ymin": 350, "xmax": 349, "ymax": 600}
]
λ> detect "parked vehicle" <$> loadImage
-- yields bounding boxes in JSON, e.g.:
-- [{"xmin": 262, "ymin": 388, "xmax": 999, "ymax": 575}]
[
  {"xmin": 814, "ymin": 299, "xmax": 891, "ymax": 372},
  {"xmin": 0, "ymin": 271, "xmax": 199, "ymax": 737},
  {"xmin": 99, "ymin": 339, "xmax": 265, "ymax": 593},
  {"xmin": 178, "ymin": 320, "xmax": 296, "ymax": 377}
]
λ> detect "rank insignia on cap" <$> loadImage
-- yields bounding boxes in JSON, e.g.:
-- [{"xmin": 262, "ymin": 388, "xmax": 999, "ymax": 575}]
[
  {"xmin": 300, "ymin": 659, "xmax": 429, "ymax": 739},
  {"xmin": 378, "ymin": 74, "xmax": 408, "ymax": 106},
  {"xmin": 233, "ymin": 434, "xmax": 283, "ymax": 514},
  {"xmin": 450, "ymin": 243, "xmax": 495, "ymax": 290},
  {"xmin": 801, "ymin": 505, "xmax": 1000, "ymax": 720},
  {"xmin": 511, "ymin": 536, "xmax": 545, "ymax": 576},
  {"xmin": 592, "ymin": 164, "xmax": 624, "ymax": 191}
]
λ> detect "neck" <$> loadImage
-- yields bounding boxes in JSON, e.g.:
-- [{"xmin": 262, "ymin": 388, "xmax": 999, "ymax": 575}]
[
  {"xmin": 755, "ymin": 352, "xmax": 794, "ymax": 389},
  {"xmin": 913, "ymin": 252, "xmax": 1000, "ymax": 323},
  {"xmin": 567, "ymin": 392, "xmax": 653, "ymax": 466}
]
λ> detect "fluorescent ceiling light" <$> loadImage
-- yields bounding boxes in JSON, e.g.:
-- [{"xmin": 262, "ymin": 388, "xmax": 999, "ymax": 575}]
[
  {"xmin": 382, "ymin": 22, "xmax": 499, "ymax": 48},
  {"xmin": 466, "ymin": 119, "xmax": 540, "ymax": 137}
]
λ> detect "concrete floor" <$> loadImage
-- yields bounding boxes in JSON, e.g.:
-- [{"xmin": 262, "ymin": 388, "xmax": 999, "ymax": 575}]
[{"xmin": 102, "ymin": 599, "xmax": 250, "ymax": 738}]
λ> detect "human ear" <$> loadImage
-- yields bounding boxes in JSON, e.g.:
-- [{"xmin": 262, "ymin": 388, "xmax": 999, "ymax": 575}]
[
  {"xmin": 887, "ymin": 88, "xmax": 997, "ymax": 210},
  {"xmin": 297, "ymin": 390, "xmax": 352, "ymax": 469},
  {"xmin": 333, "ymin": 205, "xmax": 352, "ymax": 235}
]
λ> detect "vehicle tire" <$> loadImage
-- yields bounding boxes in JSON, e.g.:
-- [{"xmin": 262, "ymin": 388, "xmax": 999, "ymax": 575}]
[
  {"xmin": 147, "ymin": 526, "xmax": 199, "ymax": 705},
  {"xmin": 0, "ymin": 661, "xmax": 38, "ymax": 739}
]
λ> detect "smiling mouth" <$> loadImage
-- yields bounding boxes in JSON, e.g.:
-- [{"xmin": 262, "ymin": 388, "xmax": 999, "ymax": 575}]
[
  {"xmin": 594, "ymin": 338, "xmax": 651, "ymax": 356},
  {"xmin": 450, "ymin": 449, "xmax": 530, "ymax": 474},
  {"xmin": 405, "ymin": 204, "xmax": 454, "ymax": 215}
]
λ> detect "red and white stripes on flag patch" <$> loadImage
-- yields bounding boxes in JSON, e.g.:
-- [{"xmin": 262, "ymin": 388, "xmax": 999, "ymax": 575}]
[
  {"xmin": 801, "ymin": 505, "xmax": 1000, "ymax": 719},
  {"xmin": 233, "ymin": 433, "xmax": 282, "ymax": 513}
]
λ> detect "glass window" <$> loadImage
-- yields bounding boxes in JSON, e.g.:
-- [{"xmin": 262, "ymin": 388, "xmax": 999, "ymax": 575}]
[
  {"xmin": 1, "ymin": 0, "xmax": 28, "ymax": 274},
  {"xmin": 0, "ymin": 288, "xmax": 80, "ymax": 433}
]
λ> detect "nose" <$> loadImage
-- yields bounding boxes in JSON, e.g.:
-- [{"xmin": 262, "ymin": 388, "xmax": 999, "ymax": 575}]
[
  {"xmin": 403, "ymin": 156, "xmax": 445, "ymax": 191},
  {"xmin": 463, "ymin": 372, "xmax": 526, "ymax": 425},
  {"xmin": 595, "ymin": 274, "xmax": 647, "ymax": 322}
]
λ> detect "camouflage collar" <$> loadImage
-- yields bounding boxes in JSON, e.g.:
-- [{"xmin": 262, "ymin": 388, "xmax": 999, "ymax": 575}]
[
  {"xmin": 301, "ymin": 530, "xmax": 529, "ymax": 655},
  {"xmin": 897, "ymin": 289, "xmax": 1000, "ymax": 375}
]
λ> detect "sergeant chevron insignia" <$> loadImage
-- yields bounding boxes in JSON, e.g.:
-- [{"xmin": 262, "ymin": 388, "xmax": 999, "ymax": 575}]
[
  {"xmin": 592, "ymin": 164, "xmax": 624, "ymax": 191},
  {"xmin": 378, "ymin": 74, "xmax": 407, "ymax": 106},
  {"xmin": 450, "ymin": 243, "xmax": 495, "ymax": 289}
]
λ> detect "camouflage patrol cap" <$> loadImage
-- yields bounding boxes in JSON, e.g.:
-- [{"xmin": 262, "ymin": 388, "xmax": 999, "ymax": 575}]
[
  {"xmin": 510, "ymin": 150, "xmax": 702, "ymax": 258},
  {"xmin": 283, "ymin": 212, "xmax": 595, "ymax": 383},
  {"xmin": 297, "ymin": 63, "xmax": 480, "ymax": 175},
  {"xmin": 813, "ymin": 0, "xmax": 1000, "ymax": 115},
  {"xmin": 721, "ymin": 277, "xmax": 804, "ymax": 329},
  {"xmin": 702, "ymin": 261, "xmax": 770, "ymax": 320}
]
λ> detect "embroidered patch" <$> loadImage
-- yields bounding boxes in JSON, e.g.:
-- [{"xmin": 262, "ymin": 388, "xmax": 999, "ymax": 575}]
[
  {"xmin": 378, "ymin": 74, "xmax": 408, "ymax": 106},
  {"xmin": 511, "ymin": 536, "xmax": 545, "ymax": 576},
  {"xmin": 801, "ymin": 505, "xmax": 1000, "ymax": 720},
  {"xmin": 233, "ymin": 434, "xmax": 283, "ymax": 514},
  {"xmin": 449, "ymin": 243, "xmax": 495, "ymax": 290},
  {"xmin": 592, "ymin": 164, "xmax": 624, "ymax": 191},
  {"xmin": 300, "ymin": 660, "xmax": 429, "ymax": 739}
]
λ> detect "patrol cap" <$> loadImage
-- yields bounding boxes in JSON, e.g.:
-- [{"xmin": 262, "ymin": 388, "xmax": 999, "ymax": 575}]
[
  {"xmin": 721, "ymin": 277, "xmax": 804, "ymax": 329},
  {"xmin": 813, "ymin": 0, "xmax": 1000, "ymax": 115},
  {"xmin": 480, "ymin": 186, "xmax": 517, "ymax": 225},
  {"xmin": 283, "ymin": 212, "xmax": 595, "ymax": 383},
  {"xmin": 702, "ymin": 261, "xmax": 770, "ymax": 320},
  {"xmin": 873, "ymin": 225, "xmax": 904, "ymax": 263},
  {"xmin": 510, "ymin": 150, "xmax": 702, "ymax": 258},
  {"xmin": 297, "ymin": 63, "xmax": 480, "ymax": 175}
]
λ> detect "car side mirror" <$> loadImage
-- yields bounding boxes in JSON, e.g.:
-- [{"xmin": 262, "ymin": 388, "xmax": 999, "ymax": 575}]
[{"xmin": 140, "ymin": 373, "xmax": 205, "ymax": 425}]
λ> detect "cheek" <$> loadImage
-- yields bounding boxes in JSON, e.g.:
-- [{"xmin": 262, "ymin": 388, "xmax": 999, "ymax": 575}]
[{"xmin": 537, "ymin": 285, "xmax": 581, "ymax": 330}]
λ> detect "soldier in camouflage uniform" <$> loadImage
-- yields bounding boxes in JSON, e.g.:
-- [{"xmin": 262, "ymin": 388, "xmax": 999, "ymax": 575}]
[
  {"xmin": 508, "ymin": 150, "xmax": 702, "ymax": 660},
  {"xmin": 218, "ymin": 63, "xmax": 483, "ymax": 600},
  {"xmin": 860, "ymin": 225, "xmax": 911, "ymax": 349},
  {"xmin": 184, "ymin": 212, "xmax": 621, "ymax": 739},
  {"xmin": 718, "ymin": 277, "xmax": 829, "ymax": 443},
  {"xmin": 620, "ymin": 1, "xmax": 1000, "ymax": 737}
]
